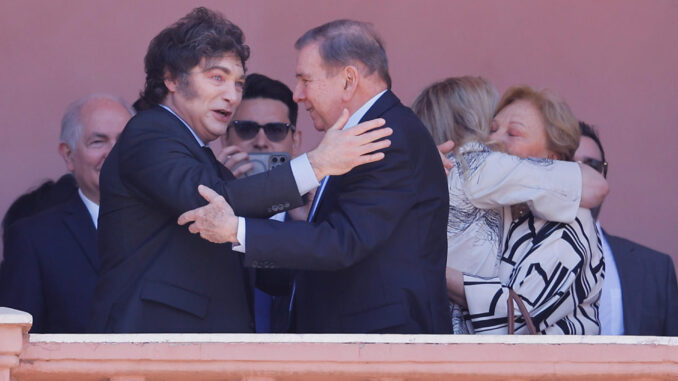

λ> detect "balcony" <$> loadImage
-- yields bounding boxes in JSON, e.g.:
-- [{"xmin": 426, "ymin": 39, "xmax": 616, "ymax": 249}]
[{"xmin": 1, "ymin": 307, "xmax": 677, "ymax": 380}]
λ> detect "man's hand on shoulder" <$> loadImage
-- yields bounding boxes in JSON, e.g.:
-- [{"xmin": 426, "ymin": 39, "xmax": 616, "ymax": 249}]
[
  {"xmin": 178, "ymin": 185, "xmax": 239, "ymax": 244},
  {"xmin": 307, "ymin": 109, "xmax": 392, "ymax": 181}
]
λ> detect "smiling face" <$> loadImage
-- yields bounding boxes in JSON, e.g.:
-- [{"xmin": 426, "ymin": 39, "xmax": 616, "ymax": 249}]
[
  {"xmin": 164, "ymin": 53, "xmax": 245, "ymax": 142},
  {"xmin": 293, "ymin": 42, "xmax": 345, "ymax": 131},
  {"xmin": 489, "ymin": 99, "xmax": 556, "ymax": 159},
  {"xmin": 60, "ymin": 97, "xmax": 131, "ymax": 204}
]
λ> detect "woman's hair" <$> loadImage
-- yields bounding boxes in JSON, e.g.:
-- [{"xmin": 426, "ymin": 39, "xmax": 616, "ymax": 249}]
[
  {"xmin": 412, "ymin": 76, "xmax": 498, "ymax": 147},
  {"xmin": 494, "ymin": 86, "xmax": 580, "ymax": 161}
]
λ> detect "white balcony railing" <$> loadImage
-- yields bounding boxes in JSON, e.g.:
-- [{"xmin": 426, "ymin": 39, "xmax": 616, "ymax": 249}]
[{"xmin": 2, "ymin": 307, "xmax": 678, "ymax": 380}]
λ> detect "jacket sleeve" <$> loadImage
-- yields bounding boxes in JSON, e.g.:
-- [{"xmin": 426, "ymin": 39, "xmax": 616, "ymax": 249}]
[
  {"xmin": 242, "ymin": 131, "xmax": 421, "ymax": 271},
  {"xmin": 462, "ymin": 148, "xmax": 582, "ymax": 223},
  {"xmin": 662, "ymin": 255, "xmax": 678, "ymax": 335},
  {"xmin": 0, "ymin": 223, "xmax": 45, "ymax": 332},
  {"xmin": 117, "ymin": 120, "xmax": 303, "ymax": 218}
]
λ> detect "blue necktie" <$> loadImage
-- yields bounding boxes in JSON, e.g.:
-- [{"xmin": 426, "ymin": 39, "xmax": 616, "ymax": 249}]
[{"xmin": 307, "ymin": 176, "xmax": 329, "ymax": 222}]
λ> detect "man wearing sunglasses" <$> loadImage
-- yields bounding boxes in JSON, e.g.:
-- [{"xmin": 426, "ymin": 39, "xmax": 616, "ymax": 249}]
[
  {"xmin": 218, "ymin": 73, "xmax": 308, "ymax": 333},
  {"xmin": 575, "ymin": 121, "xmax": 678, "ymax": 336},
  {"xmin": 218, "ymin": 74, "xmax": 301, "ymax": 177}
]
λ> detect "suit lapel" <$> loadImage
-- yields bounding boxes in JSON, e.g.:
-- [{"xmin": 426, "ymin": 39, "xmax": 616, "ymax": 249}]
[
  {"xmin": 156, "ymin": 106, "xmax": 235, "ymax": 181},
  {"xmin": 604, "ymin": 230, "xmax": 642, "ymax": 334},
  {"xmin": 62, "ymin": 195, "xmax": 99, "ymax": 271}
]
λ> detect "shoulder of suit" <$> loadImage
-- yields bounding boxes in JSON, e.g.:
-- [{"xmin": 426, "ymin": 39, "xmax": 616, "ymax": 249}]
[
  {"xmin": 606, "ymin": 233, "xmax": 674, "ymax": 265},
  {"xmin": 5, "ymin": 194, "xmax": 80, "ymax": 235},
  {"xmin": 126, "ymin": 106, "xmax": 181, "ymax": 131}
]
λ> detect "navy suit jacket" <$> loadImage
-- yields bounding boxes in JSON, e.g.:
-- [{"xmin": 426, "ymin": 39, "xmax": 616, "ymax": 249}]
[
  {"xmin": 605, "ymin": 231, "xmax": 678, "ymax": 336},
  {"xmin": 0, "ymin": 193, "xmax": 98, "ymax": 333},
  {"xmin": 90, "ymin": 106, "xmax": 303, "ymax": 333},
  {"xmin": 244, "ymin": 91, "xmax": 451, "ymax": 333}
]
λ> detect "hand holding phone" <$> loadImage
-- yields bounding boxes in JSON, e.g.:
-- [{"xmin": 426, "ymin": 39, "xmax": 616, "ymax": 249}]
[
  {"xmin": 217, "ymin": 146, "xmax": 253, "ymax": 178},
  {"xmin": 233, "ymin": 152, "xmax": 291, "ymax": 177}
]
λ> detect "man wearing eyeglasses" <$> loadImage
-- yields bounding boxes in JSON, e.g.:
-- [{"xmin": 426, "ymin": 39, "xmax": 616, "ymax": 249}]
[{"xmin": 575, "ymin": 121, "xmax": 678, "ymax": 336}]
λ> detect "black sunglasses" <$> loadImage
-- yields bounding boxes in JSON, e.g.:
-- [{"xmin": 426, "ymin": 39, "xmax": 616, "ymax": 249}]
[
  {"xmin": 581, "ymin": 157, "xmax": 608, "ymax": 178},
  {"xmin": 228, "ymin": 120, "xmax": 294, "ymax": 142}
]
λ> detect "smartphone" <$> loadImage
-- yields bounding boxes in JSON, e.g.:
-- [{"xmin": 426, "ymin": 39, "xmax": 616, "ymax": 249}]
[{"xmin": 233, "ymin": 152, "xmax": 291, "ymax": 177}]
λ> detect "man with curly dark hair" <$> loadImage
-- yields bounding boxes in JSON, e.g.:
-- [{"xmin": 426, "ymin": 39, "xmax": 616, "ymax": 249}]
[{"xmin": 90, "ymin": 8, "xmax": 390, "ymax": 333}]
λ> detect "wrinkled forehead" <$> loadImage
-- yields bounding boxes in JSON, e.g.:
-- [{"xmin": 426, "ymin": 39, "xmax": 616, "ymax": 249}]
[
  {"xmin": 195, "ymin": 53, "xmax": 245, "ymax": 73},
  {"xmin": 80, "ymin": 99, "xmax": 131, "ymax": 135}
]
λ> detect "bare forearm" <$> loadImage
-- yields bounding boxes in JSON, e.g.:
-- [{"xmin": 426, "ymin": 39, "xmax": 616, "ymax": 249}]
[{"xmin": 446, "ymin": 267, "xmax": 467, "ymax": 308}]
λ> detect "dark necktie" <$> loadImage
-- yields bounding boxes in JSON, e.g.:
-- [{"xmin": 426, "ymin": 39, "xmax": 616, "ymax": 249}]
[{"xmin": 202, "ymin": 146, "xmax": 222, "ymax": 174}]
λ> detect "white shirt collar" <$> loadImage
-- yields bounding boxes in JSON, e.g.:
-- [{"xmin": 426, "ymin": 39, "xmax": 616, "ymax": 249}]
[
  {"xmin": 158, "ymin": 104, "xmax": 206, "ymax": 147},
  {"xmin": 78, "ymin": 189, "xmax": 99, "ymax": 229},
  {"xmin": 344, "ymin": 90, "xmax": 387, "ymax": 130},
  {"xmin": 595, "ymin": 220, "xmax": 625, "ymax": 335}
]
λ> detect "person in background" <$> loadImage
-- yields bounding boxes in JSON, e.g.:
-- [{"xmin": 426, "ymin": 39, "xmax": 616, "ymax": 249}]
[
  {"xmin": 444, "ymin": 85, "xmax": 604, "ymax": 334},
  {"xmin": 0, "ymin": 93, "xmax": 132, "ymax": 332},
  {"xmin": 219, "ymin": 73, "xmax": 303, "ymax": 333},
  {"xmin": 576, "ymin": 121, "xmax": 678, "ymax": 336},
  {"xmin": 412, "ymin": 78, "xmax": 608, "ymax": 333}
]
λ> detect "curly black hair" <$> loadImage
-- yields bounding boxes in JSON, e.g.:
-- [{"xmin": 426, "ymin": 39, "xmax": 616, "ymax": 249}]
[{"xmin": 140, "ymin": 7, "xmax": 250, "ymax": 106}]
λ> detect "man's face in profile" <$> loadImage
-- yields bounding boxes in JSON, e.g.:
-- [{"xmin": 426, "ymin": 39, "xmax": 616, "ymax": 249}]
[
  {"xmin": 223, "ymin": 98, "xmax": 300, "ymax": 156},
  {"xmin": 293, "ymin": 42, "xmax": 345, "ymax": 132}
]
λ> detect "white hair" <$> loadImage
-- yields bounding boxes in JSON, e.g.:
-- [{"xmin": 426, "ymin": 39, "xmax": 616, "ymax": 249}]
[{"xmin": 60, "ymin": 93, "xmax": 134, "ymax": 150}]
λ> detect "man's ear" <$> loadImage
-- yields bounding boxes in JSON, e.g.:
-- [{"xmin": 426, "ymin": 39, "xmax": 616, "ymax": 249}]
[
  {"xmin": 58, "ymin": 142, "xmax": 75, "ymax": 172},
  {"xmin": 164, "ymin": 72, "xmax": 178, "ymax": 94},
  {"xmin": 341, "ymin": 66, "xmax": 359, "ymax": 101}
]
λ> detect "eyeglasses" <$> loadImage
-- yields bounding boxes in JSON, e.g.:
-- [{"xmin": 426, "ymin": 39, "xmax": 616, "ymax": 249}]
[
  {"xmin": 581, "ymin": 157, "xmax": 608, "ymax": 178},
  {"xmin": 228, "ymin": 120, "xmax": 294, "ymax": 142}
]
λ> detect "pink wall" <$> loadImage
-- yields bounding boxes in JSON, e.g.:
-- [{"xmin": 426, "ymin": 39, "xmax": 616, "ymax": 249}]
[{"xmin": 1, "ymin": 1, "xmax": 677, "ymax": 267}]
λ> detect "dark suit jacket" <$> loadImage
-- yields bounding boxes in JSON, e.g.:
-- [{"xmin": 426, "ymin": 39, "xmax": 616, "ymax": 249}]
[
  {"xmin": 244, "ymin": 91, "xmax": 451, "ymax": 334},
  {"xmin": 0, "ymin": 193, "xmax": 98, "ymax": 333},
  {"xmin": 605, "ymin": 231, "xmax": 678, "ymax": 336},
  {"xmin": 89, "ymin": 106, "xmax": 303, "ymax": 333}
]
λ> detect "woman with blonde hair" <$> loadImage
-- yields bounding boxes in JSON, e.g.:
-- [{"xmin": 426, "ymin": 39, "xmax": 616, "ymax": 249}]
[
  {"xmin": 413, "ymin": 80, "xmax": 604, "ymax": 334},
  {"xmin": 447, "ymin": 85, "xmax": 603, "ymax": 334}
]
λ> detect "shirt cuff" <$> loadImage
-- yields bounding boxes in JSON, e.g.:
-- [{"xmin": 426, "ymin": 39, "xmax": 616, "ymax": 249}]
[
  {"xmin": 232, "ymin": 216, "xmax": 246, "ymax": 253},
  {"xmin": 291, "ymin": 154, "xmax": 320, "ymax": 196}
]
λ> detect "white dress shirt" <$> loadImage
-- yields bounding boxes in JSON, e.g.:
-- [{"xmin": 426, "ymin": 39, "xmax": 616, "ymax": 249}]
[
  {"xmin": 596, "ymin": 221, "xmax": 625, "ymax": 335},
  {"xmin": 78, "ymin": 189, "xmax": 99, "ymax": 229}
]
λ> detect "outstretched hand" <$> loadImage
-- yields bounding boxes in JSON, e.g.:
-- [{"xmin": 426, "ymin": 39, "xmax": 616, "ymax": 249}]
[
  {"xmin": 307, "ymin": 109, "xmax": 392, "ymax": 180},
  {"xmin": 177, "ymin": 185, "xmax": 239, "ymax": 244}
]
